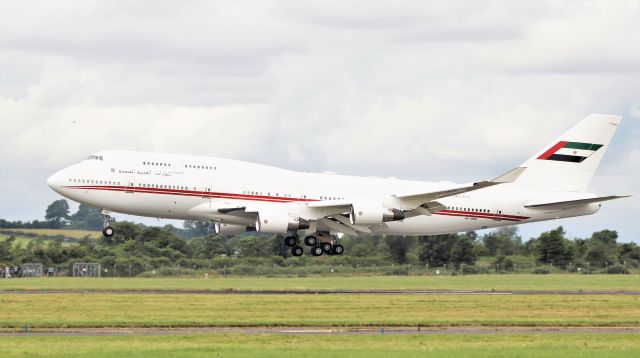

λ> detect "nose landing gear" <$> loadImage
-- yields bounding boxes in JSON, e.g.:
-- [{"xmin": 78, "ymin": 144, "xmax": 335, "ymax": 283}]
[{"xmin": 101, "ymin": 210, "xmax": 115, "ymax": 238}]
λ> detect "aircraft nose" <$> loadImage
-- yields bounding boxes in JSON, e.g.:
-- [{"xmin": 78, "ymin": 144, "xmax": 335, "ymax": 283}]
[{"xmin": 47, "ymin": 170, "xmax": 65, "ymax": 191}]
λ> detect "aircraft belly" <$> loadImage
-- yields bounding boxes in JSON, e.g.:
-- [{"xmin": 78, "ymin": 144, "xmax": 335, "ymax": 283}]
[{"xmin": 373, "ymin": 214, "xmax": 513, "ymax": 236}]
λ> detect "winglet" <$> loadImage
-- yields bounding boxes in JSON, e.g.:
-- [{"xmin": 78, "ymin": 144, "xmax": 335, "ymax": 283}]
[{"xmin": 490, "ymin": 167, "xmax": 526, "ymax": 184}]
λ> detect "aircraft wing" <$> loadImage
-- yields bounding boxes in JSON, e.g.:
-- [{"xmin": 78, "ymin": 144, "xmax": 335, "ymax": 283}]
[
  {"xmin": 524, "ymin": 195, "xmax": 630, "ymax": 210},
  {"xmin": 391, "ymin": 167, "xmax": 526, "ymax": 210},
  {"xmin": 301, "ymin": 167, "xmax": 525, "ymax": 219}
]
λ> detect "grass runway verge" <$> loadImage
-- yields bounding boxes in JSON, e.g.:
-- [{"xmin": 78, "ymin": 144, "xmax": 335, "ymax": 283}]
[
  {"xmin": 1, "ymin": 275, "xmax": 639, "ymax": 292},
  {"xmin": 1, "ymin": 333, "xmax": 639, "ymax": 357},
  {"xmin": 1, "ymin": 293, "xmax": 639, "ymax": 328}
]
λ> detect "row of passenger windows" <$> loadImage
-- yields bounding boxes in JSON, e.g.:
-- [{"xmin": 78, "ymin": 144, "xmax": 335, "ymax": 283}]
[
  {"xmin": 185, "ymin": 164, "xmax": 216, "ymax": 170},
  {"xmin": 142, "ymin": 161, "xmax": 216, "ymax": 170},
  {"xmin": 243, "ymin": 190, "xmax": 292, "ymax": 198},
  {"xmin": 240, "ymin": 190, "xmax": 344, "ymax": 200},
  {"xmin": 446, "ymin": 206, "xmax": 502, "ymax": 214},
  {"xmin": 86, "ymin": 155, "xmax": 104, "ymax": 161},
  {"xmin": 140, "ymin": 183, "xmax": 194, "ymax": 190},
  {"xmin": 70, "ymin": 178, "xmax": 120, "ymax": 185},
  {"xmin": 70, "ymin": 178, "xmax": 198, "ymax": 191}
]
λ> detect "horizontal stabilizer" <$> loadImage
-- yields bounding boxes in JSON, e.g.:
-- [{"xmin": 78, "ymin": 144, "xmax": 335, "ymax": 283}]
[{"xmin": 524, "ymin": 195, "xmax": 630, "ymax": 210}]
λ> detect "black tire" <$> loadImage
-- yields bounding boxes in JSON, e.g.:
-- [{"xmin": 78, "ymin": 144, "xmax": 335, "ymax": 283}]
[
  {"xmin": 321, "ymin": 242, "xmax": 333, "ymax": 253},
  {"xmin": 291, "ymin": 246, "xmax": 303, "ymax": 257},
  {"xmin": 284, "ymin": 236, "xmax": 297, "ymax": 247},
  {"xmin": 304, "ymin": 235, "xmax": 317, "ymax": 246},
  {"xmin": 333, "ymin": 244, "xmax": 344, "ymax": 255},
  {"xmin": 311, "ymin": 246, "xmax": 323, "ymax": 256},
  {"xmin": 102, "ymin": 226, "xmax": 115, "ymax": 238}
]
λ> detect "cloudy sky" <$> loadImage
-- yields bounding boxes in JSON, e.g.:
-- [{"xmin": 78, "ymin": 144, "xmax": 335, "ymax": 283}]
[{"xmin": 1, "ymin": 0, "xmax": 638, "ymax": 241}]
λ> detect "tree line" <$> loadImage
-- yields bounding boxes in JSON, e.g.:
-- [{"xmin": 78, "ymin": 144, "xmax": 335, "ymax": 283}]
[{"xmin": 0, "ymin": 199, "xmax": 638, "ymax": 276}]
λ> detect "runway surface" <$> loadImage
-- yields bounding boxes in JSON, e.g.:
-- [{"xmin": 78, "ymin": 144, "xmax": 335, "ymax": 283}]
[
  {"xmin": 2, "ymin": 326, "xmax": 639, "ymax": 337},
  {"xmin": 1, "ymin": 289, "xmax": 639, "ymax": 295}
]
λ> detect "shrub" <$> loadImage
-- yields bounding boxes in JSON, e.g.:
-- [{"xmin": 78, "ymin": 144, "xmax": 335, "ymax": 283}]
[
  {"xmin": 461, "ymin": 266, "xmax": 479, "ymax": 274},
  {"xmin": 533, "ymin": 267, "xmax": 550, "ymax": 274},
  {"xmin": 601, "ymin": 265, "xmax": 630, "ymax": 274}
]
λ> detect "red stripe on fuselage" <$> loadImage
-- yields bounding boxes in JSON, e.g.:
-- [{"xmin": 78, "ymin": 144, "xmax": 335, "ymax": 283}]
[
  {"xmin": 433, "ymin": 212, "xmax": 523, "ymax": 222},
  {"xmin": 439, "ymin": 209, "xmax": 529, "ymax": 220},
  {"xmin": 64, "ymin": 185, "xmax": 316, "ymax": 203}
]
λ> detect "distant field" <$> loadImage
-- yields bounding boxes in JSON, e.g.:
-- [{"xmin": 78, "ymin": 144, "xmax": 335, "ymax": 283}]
[
  {"xmin": 0, "ymin": 293, "xmax": 638, "ymax": 328},
  {"xmin": 0, "ymin": 228, "xmax": 101, "ymax": 239},
  {"xmin": 0, "ymin": 275, "xmax": 638, "ymax": 292},
  {"xmin": 1, "ymin": 333, "xmax": 639, "ymax": 357}
]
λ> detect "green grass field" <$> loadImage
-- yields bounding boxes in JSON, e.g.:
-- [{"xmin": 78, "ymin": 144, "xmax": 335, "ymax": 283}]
[
  {"xmin": 0, "ymin": 293, "xmax": 638, "ymax": 328},
  {"xmin": 1, "ymin": 276, "xmax": 639, "ymax": 357},
  {"xmin": 0, "ymin": 333, "xmax": 639, "ymax": 357},
  {"xmin": 1, "ymin": 275, "xmax": 638, "ymax": 292}
]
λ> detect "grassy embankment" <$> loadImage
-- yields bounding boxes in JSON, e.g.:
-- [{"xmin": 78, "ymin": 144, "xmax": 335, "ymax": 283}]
[{"xmin": 0, "ymin": 333, "xmax": 639, "ymax": 357}]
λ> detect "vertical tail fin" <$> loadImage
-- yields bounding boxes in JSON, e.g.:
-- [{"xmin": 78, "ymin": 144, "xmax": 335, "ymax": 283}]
[{"xmin": 514, "ymin": 114, "xmax": 622, "ymax": 192}]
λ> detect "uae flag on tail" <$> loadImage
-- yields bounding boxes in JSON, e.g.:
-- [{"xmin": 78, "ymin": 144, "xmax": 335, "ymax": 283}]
[{"xmin": 537, "ymin": 141, "xmax": 603, "ymax": 163}]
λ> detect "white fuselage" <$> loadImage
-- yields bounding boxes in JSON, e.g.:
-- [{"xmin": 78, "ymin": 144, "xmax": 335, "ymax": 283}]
[{"xmin": 47, "ymin": 150, "xmax": 600, "ymax": 236}]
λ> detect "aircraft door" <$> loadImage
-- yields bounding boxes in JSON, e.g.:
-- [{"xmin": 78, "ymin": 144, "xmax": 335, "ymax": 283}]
[
  {"xmin": 201, "ymin": 182, "xmax": 213, "ymax": 200},
  {"xmin": 493, "ymin": 202, "xmax": 504, "ymax": 221},
  {"xmin": 125, "ymin": 176, "xmax": 136, "ymax": 194}
]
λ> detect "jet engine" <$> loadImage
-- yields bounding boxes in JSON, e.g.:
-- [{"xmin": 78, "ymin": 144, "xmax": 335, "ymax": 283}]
[
  {"xmin": 214, "ymin": 223, "xmax": 251, "ymax": 235},
  {"xmin": 255, "ymin": 211, "xmax": 309, "ymax": 234},
  {"xmin": 349, "ymin": 203, "xmax": 405, "ymax": 226}
]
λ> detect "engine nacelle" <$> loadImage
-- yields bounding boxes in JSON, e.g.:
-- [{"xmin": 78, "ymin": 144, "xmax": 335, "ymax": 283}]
[
  {"xmin": 214, "ymin": 223, "xmax": 251, "ymax": 235},
  {"xmin": 255, "ymin": 211, "xmax": 308, "ymax": 234},
  {"xmin": 349, "ymin": 203, "xmax": 405, "ymax": 226}
]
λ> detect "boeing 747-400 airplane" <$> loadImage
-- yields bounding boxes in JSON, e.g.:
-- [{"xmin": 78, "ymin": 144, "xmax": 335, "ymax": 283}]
[{"xmin": 47, "ymin": 114, "xmax": 629, "ymax": 256}]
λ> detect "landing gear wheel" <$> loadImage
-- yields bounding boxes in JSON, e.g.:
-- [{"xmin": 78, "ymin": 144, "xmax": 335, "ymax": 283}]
[
  {"xmin": 284, "ymin": 236, "xmax": 297, "ymax": 247},
  {"xmin": 304, "ymin": 235, "xmax": 317, "ymax": 246},
  {"xmin": 311, "ymin": 246, "xmax": 323, "ymax": 256},
  {"xmin": 102, "ymin": 226, "xmax": 115, "ymax": 238},
  {"xmin": 333, "ymin": 244, "xmax": 344, "ymax": 255},
  {"xmin": 321, "ymin": 242, "xmax": 333, "ymax": 254},
  {"xmin": 291, "ymin": 246, "xmax": 303, "ymax": 257}
]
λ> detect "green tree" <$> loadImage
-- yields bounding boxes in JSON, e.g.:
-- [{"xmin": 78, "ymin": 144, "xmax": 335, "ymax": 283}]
[
  {"xmin": 450, "ymin": 232, "xmax": 477, "ymax": 267},
  {"xmin": 481, "ymin": 227, "xmax": 522, "ymax": 256},
  {"xmin": 585, "ymin": 241, "xmax": 613, "ymax": 268},
  {"xmin": 535, "ymin": 226, "xmax": 573, "ymax": 267},
  {"xmin": 269, "ymin": 234, "xmax": 290, "ymax": 258},
  {"xmin": 385, "ymin": 236, "xmax": 414, "ymax": 264},
  {"xmin": 584, "ymin": 230, "xmax": 618, "ymax": 268},
  {"xmin": 183, "ymin": 220, "xmax": 214, "ymax": 238},
  {"xmin": 45, "ymin": 199, "xmax": 70, "ymax": 228},
  {"xmin": 619, "ymin": 243, "xmax": 640, "ymax": 267},
  {"xmin": 69, "ymin": 204, "xmax": 104, "ymax": 230},
  {"xmin": 0, "ymin": 236, "xmax": 15, "ymax": 262},
  {"xmin": 418, "ymin": 234, "xmax": 457, "ymax": 267},
  {"xmin": 591, "ymin": 230, "xmax": 618, "ymax": 246},
  {"xmin": 189, "ymin": 235, "xmax": 230, "ymax": 259}
]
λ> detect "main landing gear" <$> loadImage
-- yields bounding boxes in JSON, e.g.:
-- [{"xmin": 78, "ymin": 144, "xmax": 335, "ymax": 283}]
[
  {"xmin": 284, "ymin": 232, "xmax": 344, "ymax": 257},
  {"xmin": 284, "ymin": 234, "xmax": 304, "ymax": 257},
  {"xmin": 101, "ymin": 210, "xmax": 115, "ymax": 238}
]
